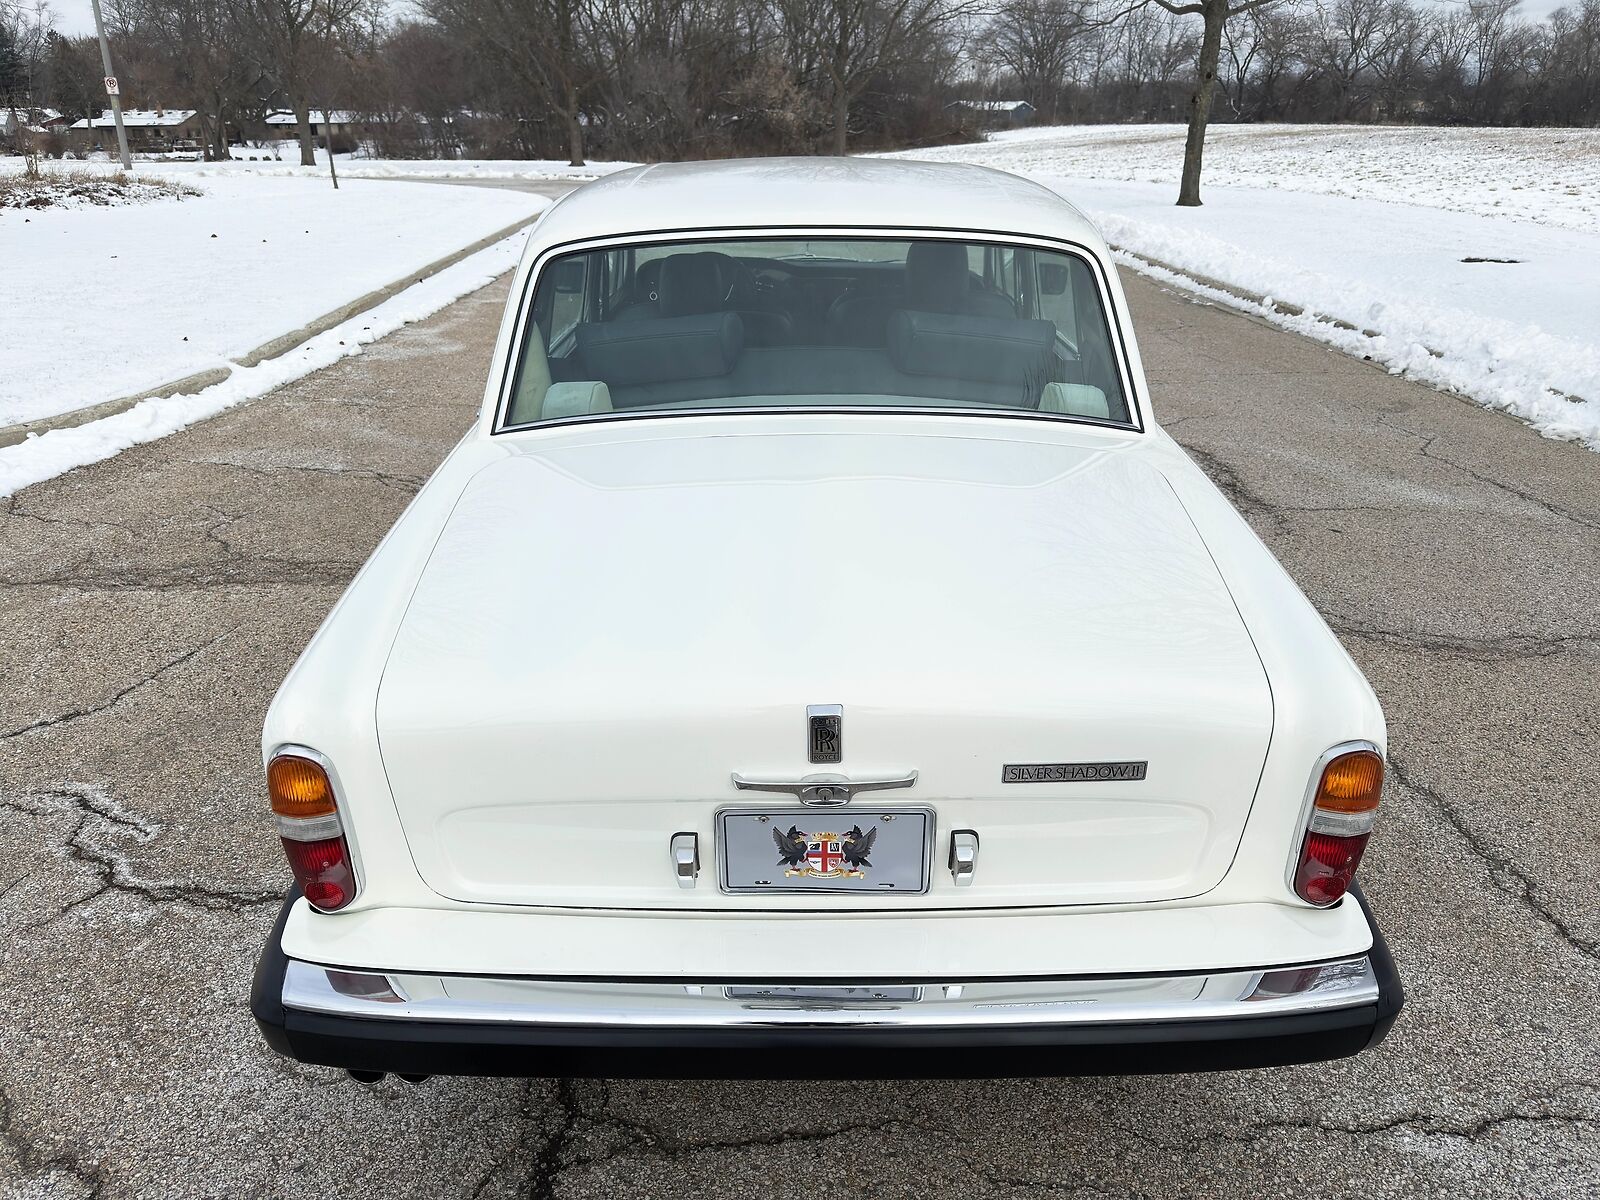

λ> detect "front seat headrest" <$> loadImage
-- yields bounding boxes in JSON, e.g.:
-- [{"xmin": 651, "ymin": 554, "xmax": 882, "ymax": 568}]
[
  {"xmin": 905, "ymin": 242, "xmax": 971, "ymax": 314},
  {"xmin": 658, "ymin": 252, "xmax": 731, "ymax": 317}
]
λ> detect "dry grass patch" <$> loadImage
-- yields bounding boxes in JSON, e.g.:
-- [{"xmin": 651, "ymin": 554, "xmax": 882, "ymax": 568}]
[{"xmin": 0, "ymin": 163, "xmax": 201, "ymax": 211}]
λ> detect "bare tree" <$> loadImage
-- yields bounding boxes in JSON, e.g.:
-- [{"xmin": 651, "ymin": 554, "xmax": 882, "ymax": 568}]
[
  {"xmin": 1116, "ymin": 0, "xmax": 1292, "ymax": 205},
  {"xmin": 110, "ymin": 0, "xmax": 252, "ymax": 159},
  {"xmin": 422, "ymin": 0, "xmax": 597, "ymax": 164},
  {"xmin": 983, "ymin": 0, "xmax": 1094, "ymax": 119},
  {"xmin": 781, "ymin": 0, "xmax": 969, "ymax": 154},
  {"xmin": 1298, "ymin": 0, "xmax": 1409, "ymax": 118},
  {"xmin": 234, "ymin": 0, "xmax": 369, "ymax": 165}
]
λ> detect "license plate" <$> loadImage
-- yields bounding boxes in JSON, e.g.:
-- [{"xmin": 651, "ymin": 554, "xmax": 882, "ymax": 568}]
[{"xmin": 718, "ymin": 807, "xmax": 934, "ymax": 894}]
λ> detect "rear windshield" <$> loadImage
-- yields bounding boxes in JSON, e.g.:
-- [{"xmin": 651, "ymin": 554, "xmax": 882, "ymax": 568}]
[{"xmin": 501, "ymin": 237, "xmax": 1133, "ymax": 428}]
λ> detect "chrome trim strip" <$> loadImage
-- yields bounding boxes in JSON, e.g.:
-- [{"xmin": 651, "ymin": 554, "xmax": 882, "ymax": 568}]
[
  {"xmin": 1284, "ymin": 739, "xmax": 1383, "ymax": 904},
  {"xmin": 730, "ymin": 771, "xmax": 918, "ymax": 806},
  {"xmin": 282, "ymin": 955, "xmax": 1380, "ymax": 1029}
]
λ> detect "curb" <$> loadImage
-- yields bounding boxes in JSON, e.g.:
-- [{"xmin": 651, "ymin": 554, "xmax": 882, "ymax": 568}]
[
  {"xmin": 0, "ymin": 211, "xmax": 542, "ymax": 450},
  {"xmin": 1113, "ymin": 247, "xmax": 1380, "ymax": 339}
]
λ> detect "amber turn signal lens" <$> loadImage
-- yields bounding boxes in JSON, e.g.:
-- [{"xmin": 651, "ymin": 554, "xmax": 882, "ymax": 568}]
[
  {"xmin": 1314, "ymin": 750, "xmax": 1384, "ymax": 814},
  {"xmin": 268, "ymin": 754, "xmax": 337, "ymax": 819}
]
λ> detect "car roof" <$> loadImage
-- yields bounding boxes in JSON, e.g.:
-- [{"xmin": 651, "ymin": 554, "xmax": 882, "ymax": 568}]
[{"xmin": 527, "ymin": 157, "xmax": 1108, "ymax": 253}]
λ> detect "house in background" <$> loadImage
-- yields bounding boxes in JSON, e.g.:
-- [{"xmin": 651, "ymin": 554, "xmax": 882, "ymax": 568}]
[
  {"xmin": 1, "ymin": 107, "xmax": 66, "ymax": 149},
  {"xmin": 945, "ymin": 99, "xmax": 1037, "ymax": 129},
  {"xmin": 264, "ymin": 110, "xmax": 356, "ymax": 146},
  {"xmin": 68, "ymin": 109, "xmax": 202, "ymax": 154}
]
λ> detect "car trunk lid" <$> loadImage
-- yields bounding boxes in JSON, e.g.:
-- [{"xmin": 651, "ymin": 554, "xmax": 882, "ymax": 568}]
[{"xmin": 375, "ymin": 425, "xmax": 1272, "ymax": 910}]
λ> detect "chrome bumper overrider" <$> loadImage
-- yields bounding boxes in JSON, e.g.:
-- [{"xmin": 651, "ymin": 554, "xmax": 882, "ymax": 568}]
[{"xmin": 281, "ymin": 955, "xmax": 1381, "ymax": 1029}]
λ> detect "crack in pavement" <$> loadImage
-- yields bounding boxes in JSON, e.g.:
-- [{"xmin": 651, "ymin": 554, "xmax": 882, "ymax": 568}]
[
  {"xmin": 465, "ymin": 1078, "xmax": 911, "ymax": 1197},
  {"xmin": 0, "ymin": 784, "xmax": 282, "ymax": 921},
  {"xmin": 0, "ymin": 1080, "xmax": 108, "ymax": 1198},
  {"xmin": 1327, "ymin": 616, "xmax": 1600, "ymax": 662},
  {"xmin": 1204, "ymin": 1097, "xmax": 1600, "ymax": 1149},
  {"xmin": 0, "ymin": 557, "xmax": 361, "ymax": 591},
  {"xmin": 1177, "ymin": 439, "xmax": 1596, "ymax": 538},
  {"xmin": 3, "ymin": 495, "xmax": 141, "ymax": 535},
  {"xmin": 180, "ymin": 457, "xmax": 425, "ymax": 496},
  {"xmin": 1388, "ymin": 759, "xmax": 1600, "ymax": 965},
  {"xmin": 460, "ymin": 1077, "xmax": 1600, "ymax": 1199},
  {"xmin": 0, "ymin": 627, "xmax": 238, "ymax": 743},
  {"xmin": 1373, "ymin": 415, "xmax": 1600, "ymax": 535},
  {"xmin": 1176, "ymin": 444, "xmax": 1292, "ymax": 536}
]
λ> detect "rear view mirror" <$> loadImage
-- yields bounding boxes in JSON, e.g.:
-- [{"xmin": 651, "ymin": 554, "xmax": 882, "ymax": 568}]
[
  {"xmin": 1039, "ymin": 263, "xmax": 1070, "ymax": 295},
  {"xmin": 550, "ymin": 259, "xmax": 586, "ymax": 295}
]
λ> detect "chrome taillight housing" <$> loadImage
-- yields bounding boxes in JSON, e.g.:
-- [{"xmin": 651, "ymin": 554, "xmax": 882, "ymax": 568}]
[
  {"xmin": 1290, "ymin": 744, "xmax": 1383, "ymax": 907},
  {"xmin": 268, "ymin": 749, "xmax": 357, "ymax": 912}
]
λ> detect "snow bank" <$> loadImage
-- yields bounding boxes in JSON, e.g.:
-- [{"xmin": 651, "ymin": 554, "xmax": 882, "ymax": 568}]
[
  {"xmin": 880, "ymin": 130, "xmax": 1600, "ymax": 451},
  {"xmin": 1065, "ymin": 178, "xmax": 1600, "ymax": 450},
  {"xmin": 1, "ymin": 175, "xmax": 547, "ymax": 427},
  {"xmin": 0, "ymin": 231, "xmax": 527, "ymax": 499}
]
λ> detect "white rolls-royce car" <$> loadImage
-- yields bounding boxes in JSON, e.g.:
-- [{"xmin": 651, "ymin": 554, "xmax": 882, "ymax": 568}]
[{"xmin": 252, "ymin": 158, "xmax": 1402, "ymax": 1080}]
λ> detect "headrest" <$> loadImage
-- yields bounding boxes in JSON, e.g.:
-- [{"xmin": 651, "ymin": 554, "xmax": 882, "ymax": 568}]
[
  {"xmin": 576, "ymin": 312, "xmax": 745, "ymax": 388},
  {"xmin": 539, "ymin": 380, "xmax": 612, "ymax": 421},
  {"xmin": 888, "ymin": 310, "xmax": 1056, "ymax": 386},
  {"xmin": 1039, "ymin": 382, "xmax": 1111, "ymax": 420},
  {"xmin": 905, "ymin": 242, "xmax": 970, "ymax": 313},
  {"xmin": 658, "ymin": 252, "xmax": 733, "ymax": 317}
]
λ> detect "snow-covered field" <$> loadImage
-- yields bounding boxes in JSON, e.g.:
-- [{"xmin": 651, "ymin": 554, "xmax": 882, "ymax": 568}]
[
  {"xmin": 1, "ymin": 172, "xmax": 548, "ymax": 428},
  {"xmin": 886, "ymin": 125, "xmax": 1600, "ymax": 449},
  {"xmin": 905, "ymin": 124, "xmax": 1600, "ymax": 236}
]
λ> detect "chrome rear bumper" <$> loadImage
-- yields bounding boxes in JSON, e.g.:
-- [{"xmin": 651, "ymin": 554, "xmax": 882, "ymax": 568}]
[
  {"xmin": 280, "ymin": 955, "xmax": 1381, "ymax": 1028},
  {"xmin": 252, "ymin": 886, "xmax": 1404, "ymax": 1078}
]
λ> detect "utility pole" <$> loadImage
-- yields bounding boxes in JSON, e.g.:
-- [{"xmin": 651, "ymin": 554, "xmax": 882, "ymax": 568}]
[
  {"xmin": 88, "ymin": 0, "xmax": 131, "ymax": 171},
  {"xmin": 323, "ymin": 108, "xmax": 338, "ymax": 190}
]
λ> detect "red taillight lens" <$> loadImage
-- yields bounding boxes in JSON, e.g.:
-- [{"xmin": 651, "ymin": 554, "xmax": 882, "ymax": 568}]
[
  {"xmin": 1294, "ymin": 830, "xmax": 1372, "ymax": 906},
  {"xmin": 269, "ymin": 750, "xmax": 356, "ymax": 912},
  {"xmin": 1292, "ymin": 748, "xmax": 1382, "ymax": 907},
  {"xmin": 281, "ymin": 834, "xmax": 356, "ymax": 911}
]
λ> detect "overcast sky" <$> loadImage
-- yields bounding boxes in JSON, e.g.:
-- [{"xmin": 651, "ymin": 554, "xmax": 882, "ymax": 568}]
[{"xmin": 45, "ymin": 0, "xmax": 1572, "ymax": 44}]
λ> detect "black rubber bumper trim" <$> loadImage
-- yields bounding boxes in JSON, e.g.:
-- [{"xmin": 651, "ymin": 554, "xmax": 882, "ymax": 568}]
[{"xmin": 250, "ymin": 883, "xmax": 1405, "ymax": 1079}]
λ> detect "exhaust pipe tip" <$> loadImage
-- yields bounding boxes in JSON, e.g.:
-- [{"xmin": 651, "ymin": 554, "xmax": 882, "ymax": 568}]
[
  {"xmin": 399, "ymin": 1073, "xmax": 431, "ymax": 1085},
  {"xmin": 347, "ymin": 1069, "xmax": 386, "ymax": 1084}
]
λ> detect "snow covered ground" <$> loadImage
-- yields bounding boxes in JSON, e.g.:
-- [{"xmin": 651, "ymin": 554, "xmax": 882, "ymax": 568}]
[
  {"xmin": 1, "ymin": 171, "xmax": 549, "ymax": 428},
  {"xmin": 886, "ymin": 125, "xmax": 1600, "ymax": 449},
  {"xmin": 0, "ymin": 230, "xmax": 528, "ymax": 498},
  {"xmin": 904, "ymin": 124, "xmax": 1600, "ymax": 236}
]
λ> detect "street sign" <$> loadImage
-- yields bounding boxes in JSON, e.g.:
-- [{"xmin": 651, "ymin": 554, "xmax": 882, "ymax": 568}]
[{"xmin": 104, "ymin": 76, "xmax": 119, "ymax": 96}]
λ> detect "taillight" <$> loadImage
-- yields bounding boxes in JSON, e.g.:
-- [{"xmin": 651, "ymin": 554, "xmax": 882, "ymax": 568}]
[
  {"xmin": 1291, "ymin": 746, "xmax": 1382, "ymax": 907},
  {"xmin": 268, "ymin": 751, "xmax": 356, "ymax": 912}
]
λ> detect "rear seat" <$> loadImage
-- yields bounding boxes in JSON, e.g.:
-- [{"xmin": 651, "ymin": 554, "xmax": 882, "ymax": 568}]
[{"xmin": 566, "ymin": 309, "xmax": 1066, "ymax": 411}]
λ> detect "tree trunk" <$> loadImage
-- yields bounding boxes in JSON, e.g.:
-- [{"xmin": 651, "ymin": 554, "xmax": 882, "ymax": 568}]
[
  {"xmin": 831, "ymin": 85, "xmax": 849, "ymax": 156},
  {"xmin": 212, "ymin": 115, "xmax": 230, "ymax": 163},
  {"xmin": 564, "ymin": 83, "xmax": 584, "ymax": 166},
  {"xmin": 1177, "ymin": 0, "xmax": 1226, "ymax": 207},
  {"xmin": 292, "ymin": 97, "xmax": 315, "ymax": 167}
]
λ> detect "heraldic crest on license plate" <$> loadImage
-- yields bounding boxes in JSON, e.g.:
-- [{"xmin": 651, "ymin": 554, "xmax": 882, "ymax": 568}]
[{"xmin": 717, "ymin": 808, "xmax": 933, "ymax": 894}]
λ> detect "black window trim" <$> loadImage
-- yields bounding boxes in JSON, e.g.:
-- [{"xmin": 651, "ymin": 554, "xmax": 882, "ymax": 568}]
[{"xmin": 491, "ymin": 224, "xmax": 1148, "ymax": 437}]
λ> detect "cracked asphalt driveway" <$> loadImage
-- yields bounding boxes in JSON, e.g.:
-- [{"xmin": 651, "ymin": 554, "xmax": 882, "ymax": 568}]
[{"xmin": 2, "ymin": 260, "xmax": 1598, "ymax": 1199}]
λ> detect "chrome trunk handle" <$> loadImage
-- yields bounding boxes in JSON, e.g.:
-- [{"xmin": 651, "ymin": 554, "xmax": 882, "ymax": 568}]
[{"xmin": 730, "ymin": 771, "xmax": 917, "ymax": 807}]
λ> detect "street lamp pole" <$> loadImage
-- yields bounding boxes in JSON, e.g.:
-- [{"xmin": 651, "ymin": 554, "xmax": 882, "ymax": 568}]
[{"xmin": 88, "ymin": 0, "xmax": 131, "ymax": 171}]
